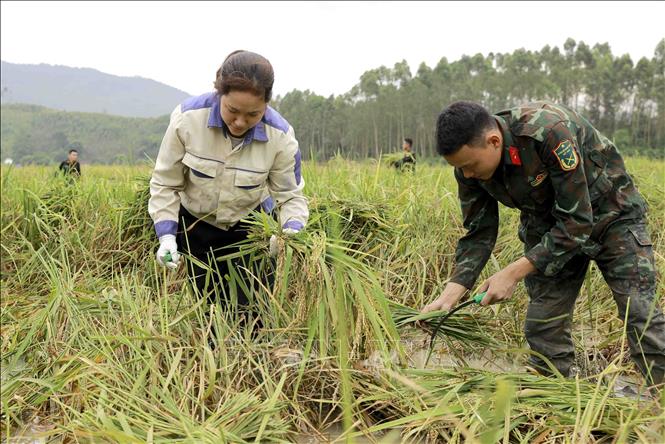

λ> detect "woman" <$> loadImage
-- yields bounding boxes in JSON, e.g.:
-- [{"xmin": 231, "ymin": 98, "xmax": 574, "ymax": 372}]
[{"xmin": 148, "ymin": 50, "xmax": 308, "ymax": 312}]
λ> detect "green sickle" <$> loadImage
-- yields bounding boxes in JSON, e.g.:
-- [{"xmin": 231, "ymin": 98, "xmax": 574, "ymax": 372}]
[
  {"xmin": 163, "ymin": 251, "xmax": 173, "ymax": 263},
  {"xmin": 424, "ymin": 291, "xmax": 487, "ymax": 366}
]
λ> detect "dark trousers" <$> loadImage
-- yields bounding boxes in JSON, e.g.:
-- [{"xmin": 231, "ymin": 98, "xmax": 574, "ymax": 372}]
[
  {"xmin": 176, "ymin": 206, "xmax": 272, "ymax": 316},
  {"xmin": 522, "ymin": 218, "xmax": 665, "ymax": 385}
]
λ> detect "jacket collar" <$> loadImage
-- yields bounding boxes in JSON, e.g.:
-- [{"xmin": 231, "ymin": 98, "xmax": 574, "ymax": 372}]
[{"xmin": 495, "ymin": 115, "xmax": 520, "ymax": 166}]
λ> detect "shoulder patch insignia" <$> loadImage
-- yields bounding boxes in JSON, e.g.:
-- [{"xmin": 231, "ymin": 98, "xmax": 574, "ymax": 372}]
[{"xmin": 552, "ymin": 140, "xmax": 579, "ymax": 171}]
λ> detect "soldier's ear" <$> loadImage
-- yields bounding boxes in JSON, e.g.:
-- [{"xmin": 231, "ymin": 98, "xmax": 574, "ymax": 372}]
[{"xmin": 487, "ymin": 132, "xmax": 502, "ymax": 149}]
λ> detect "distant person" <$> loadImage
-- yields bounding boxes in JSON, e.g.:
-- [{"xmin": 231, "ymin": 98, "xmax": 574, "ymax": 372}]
[
  {"xmin": 421, "ymin": 101, "xmax": 665, "ymax": 388},
  {"xmin": 57, "ymin": 149, "xmax": 81, "ymax": 184},
  {"xmin": 392, "ymin": 138, "xmax": 416, "ymax": 172},
  {"xmin": 149, "ymin": 50, "xmax": 308, "ymax": 321},
  {"xmin": 58, "ymin": 149, "xmax": 81, "ymax": 178}
]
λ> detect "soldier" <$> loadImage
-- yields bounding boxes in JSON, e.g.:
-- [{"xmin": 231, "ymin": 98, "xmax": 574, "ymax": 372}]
[
  {"xmin": 421, "ymin": 101, "xmax": 665, "ymax": 387},
  {"xmin": 58, "ymin": 149, "xmax": 81, "ymax": 179},
  {"xmin": 392, "ymin": 138, "xmax": 417, "ymax": 172}
]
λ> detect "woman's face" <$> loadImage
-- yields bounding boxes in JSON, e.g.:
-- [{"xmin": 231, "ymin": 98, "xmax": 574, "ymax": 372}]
[{"xmin": 220, "ymin": 91, "xmax": 267, "ymax": 137}]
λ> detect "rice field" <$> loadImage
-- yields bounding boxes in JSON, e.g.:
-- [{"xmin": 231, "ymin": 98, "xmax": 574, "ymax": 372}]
[{"xmin": 1, "ymin": 157, "xmax": 664, "ymax": 443}]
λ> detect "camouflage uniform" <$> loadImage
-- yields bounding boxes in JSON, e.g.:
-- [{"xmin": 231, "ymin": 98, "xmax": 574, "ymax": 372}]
[
  {"xmin": 392, "ymin": 151, "xmax": 416, "ymax": 172},
  {"xmin": 449, "ymin": 101, "xmax": 665, "ymax": 385}
]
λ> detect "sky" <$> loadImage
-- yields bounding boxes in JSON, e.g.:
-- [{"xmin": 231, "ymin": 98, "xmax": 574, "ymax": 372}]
[{"xmin": 2, "ymin": 1, "xmax": 664, "ymax": 98}]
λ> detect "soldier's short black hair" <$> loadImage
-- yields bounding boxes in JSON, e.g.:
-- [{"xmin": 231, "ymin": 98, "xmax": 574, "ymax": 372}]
[
  {"xmin": 68, "ymin": 149, "xmax": 78, "ymax": 154},
  {"xmin": 404, "ymin": 138, "xmax": 413, "ymax": 147},
  {"xmin": 436, "ymin": 101, "xmax": 496, "ymax": 156}
]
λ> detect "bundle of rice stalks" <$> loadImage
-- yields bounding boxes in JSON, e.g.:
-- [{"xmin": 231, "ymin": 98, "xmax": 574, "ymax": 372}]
[
  {"xmin": 235, "ymin": 213, "xmax": 404, "ymax": 361},
  {"xmin": 382, "ymin": 152, "xmax": 406, "ymax": 167},
  {"xmin": 309, "ymin": 195, "xmax": 402, "ymax": 257},
  {"xmin": 390, "ymin": 302, "xmax": 497, "ymax": 347},
  {"xmin": 228, "ymin": 213, "xmax": 409, "ymax": 434},
  {"xmin": 350, "ymin": 366, "xmax": 662, "ymax": 443}
]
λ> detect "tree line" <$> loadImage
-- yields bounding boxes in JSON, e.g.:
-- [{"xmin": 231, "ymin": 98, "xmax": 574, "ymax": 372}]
[
  {"xmin": 2, "ymin": 38, "xmax": 663, "ymax": 165},
  {"xmin": 274, "ymin": 38, "xmax": 665, "ymax": 159}
]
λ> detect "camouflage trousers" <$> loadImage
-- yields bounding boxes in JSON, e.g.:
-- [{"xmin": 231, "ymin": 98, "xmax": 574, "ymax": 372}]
[{"xmin": 522, "ymin": 218, "xmax": 665, "ymax": 385}]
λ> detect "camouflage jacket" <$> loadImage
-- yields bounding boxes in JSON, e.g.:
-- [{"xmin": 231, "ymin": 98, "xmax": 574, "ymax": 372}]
[{"xmin": 450, "ymin": 101, "xmax": 648, "ymax": 290}]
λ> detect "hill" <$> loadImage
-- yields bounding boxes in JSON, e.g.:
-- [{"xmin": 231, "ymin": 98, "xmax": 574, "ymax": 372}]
[
  {"xmin": 1, "ymin": 61, "xmax": 190, "ymax": 118},
  {"xmin": 1, "ymin": 103, "xmax": 169, "ymax": 164}
]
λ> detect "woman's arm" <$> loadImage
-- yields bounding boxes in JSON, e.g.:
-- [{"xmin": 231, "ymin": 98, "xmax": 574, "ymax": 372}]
[
  {"xmin": 267, "ymin": 126, "xmax": 309, "ymax": 231},
  {"xmin": 149, "ymin": 106, "xmax": 187, "ymax": 238}
]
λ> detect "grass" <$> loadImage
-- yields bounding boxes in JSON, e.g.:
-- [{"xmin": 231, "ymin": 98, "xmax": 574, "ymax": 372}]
[{"xmin": 1, "ymin": 157, "xmax": 664, "ymax": 443}]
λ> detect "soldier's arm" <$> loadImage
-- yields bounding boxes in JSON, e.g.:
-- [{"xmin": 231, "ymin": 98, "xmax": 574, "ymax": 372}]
[
  {"xmin": 525, "ymin": 122, "xmax": 594, "ymax": 276},
  {"xmin": 449, "ymin": 168, "xmax": 499, "ymax": 289}
]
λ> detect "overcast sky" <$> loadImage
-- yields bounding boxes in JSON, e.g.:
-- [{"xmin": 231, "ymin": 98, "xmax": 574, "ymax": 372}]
[{"xmin": 2, "ymin": 1, "xmax": 664, "ymax": 98}]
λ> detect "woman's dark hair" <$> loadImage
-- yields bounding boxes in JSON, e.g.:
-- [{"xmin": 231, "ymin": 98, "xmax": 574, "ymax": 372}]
[
  {"xmin": 404, "ymin": 138, "xmax": 413, "ymax": 147},
  {"xmin": 214, "ymin": 50, "xmax": 274, "ymax": 102},
  {"xmin": 436, "ymin": 101, "xmax": 496, "ymax": 156}
]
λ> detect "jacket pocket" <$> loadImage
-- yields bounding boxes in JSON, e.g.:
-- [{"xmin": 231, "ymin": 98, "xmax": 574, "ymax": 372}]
[
  {"xmin": 225, "ymin": 169, "xmax": 269, "ymax": 212},
  {"xmin": 588, "ymin": 173, "xmax": 612, "ymax": 203},
  {"xmin": 182, "ymin": 152, "xmax": 218, "ymax": 179},
  {"xmin": 181, "ymin": 152, "xmax": 220, "ymax": 214},
  {"xmin": 234, "ymin": 169, "xmax": 268, "ymax": 190},
  {"xmin": 628, "ymin": 224, "xmax": 653, "ymax": 247}
]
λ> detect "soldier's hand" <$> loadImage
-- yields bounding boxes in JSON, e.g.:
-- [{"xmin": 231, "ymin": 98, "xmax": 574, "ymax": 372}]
[
  {"xmin": 478, "ymin": 268, "xmax": 519, "ymax": 305},
  {"xmin": 421, "ymin": 282, "xmax": 468, "ymax": 313},
  {"xmin": 479, "ymin": 257, "xmax": 535, "ymax": 305}
]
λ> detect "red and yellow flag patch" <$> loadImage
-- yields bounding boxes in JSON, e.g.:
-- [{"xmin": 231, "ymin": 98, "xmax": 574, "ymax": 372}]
[
  {"xmin": 509, "ymin": 146, "xmax": 522, "ymax": 166},
  {"xmin": 552, "ymin": 140, "xmax": 579, "ymax": 171}
]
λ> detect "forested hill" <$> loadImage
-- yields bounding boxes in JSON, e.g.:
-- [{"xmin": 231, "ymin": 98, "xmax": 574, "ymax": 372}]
[
  {"xmin": 1, "ymin": 61, "xmax": 190, "ymax": 118},
  {"xmin": 0, "ymin": 104, "xmax": 168, "ymax": 164},
  {"xmin": 2, "ymin": 38, "xmax": 664, "ymax": 165}
]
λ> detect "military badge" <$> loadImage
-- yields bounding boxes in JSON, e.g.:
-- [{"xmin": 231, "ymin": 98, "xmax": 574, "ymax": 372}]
[
  {"xmin": 552, "ymin": 140, "xmax": 579, "ymax": 171},
  {"xmin": 530, "ymin": 171, "xmax": 548, "ymax": 187}
]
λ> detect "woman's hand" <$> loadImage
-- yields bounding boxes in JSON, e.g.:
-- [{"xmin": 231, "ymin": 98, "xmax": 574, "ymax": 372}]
[
  {"xmin": 269, "ymin": 228, "xmax": 300, "ymax": 258},
  {"xmin": 156, "ymin": 234, "xmax": 181, "ymax": 269}
]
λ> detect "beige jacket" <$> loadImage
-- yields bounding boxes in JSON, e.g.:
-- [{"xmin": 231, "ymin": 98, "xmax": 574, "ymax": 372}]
[{"xmin": 149, "ymin": 92, "xmax": 308, "ymax": 238}]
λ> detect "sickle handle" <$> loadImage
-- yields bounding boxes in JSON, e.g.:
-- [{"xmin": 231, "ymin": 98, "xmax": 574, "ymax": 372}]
[{"xmin": 473, "ymin": 291, "xmax": 487, "ymax": 304}]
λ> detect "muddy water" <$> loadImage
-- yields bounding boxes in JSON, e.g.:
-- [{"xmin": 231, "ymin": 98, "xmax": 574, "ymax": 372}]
[{"xmin": 354, "ymin": 332, "xmax": 525, "ymax": 373}]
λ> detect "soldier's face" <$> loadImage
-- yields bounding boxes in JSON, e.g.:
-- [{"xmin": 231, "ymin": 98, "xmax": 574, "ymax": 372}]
[
  {"xmin": 68, "ymin": 151, "xmax": 78, "ymax": 162},
  {"xmin": 220, "ymin": 91, "xmax": 267, "ymax": 137},
  {"xmin": 444, "ymin": 132, "xmax": 502, "ymax": 181}
]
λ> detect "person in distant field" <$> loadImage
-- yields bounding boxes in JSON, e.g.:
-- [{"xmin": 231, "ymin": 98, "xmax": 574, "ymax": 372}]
[
  {"xmin": 148, "ymin": 50, "xmax": 308, "ymax": 321},
  {"xmin": 58, "ymin": 149, "xmax": 81, "ymax": 178},
  {"xmin": 392, "ymin": 138, "xmax": 416, "ymax": 172},
  {"xmin": 421, "ymin": 100, "xmax": 665, "ymax": 388}
]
